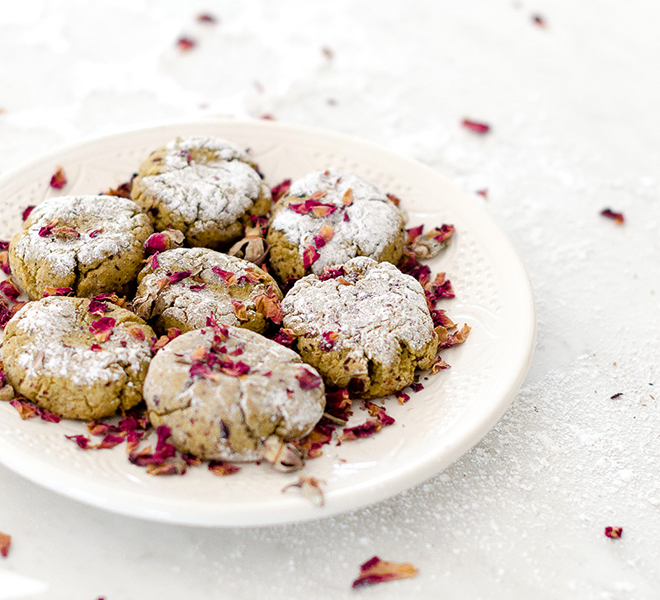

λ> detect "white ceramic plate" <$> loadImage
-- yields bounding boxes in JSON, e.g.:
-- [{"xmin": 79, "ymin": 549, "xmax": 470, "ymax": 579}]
[{"xmin": 0, "ymin": 120, "xmax": 535, "ymax": 527}]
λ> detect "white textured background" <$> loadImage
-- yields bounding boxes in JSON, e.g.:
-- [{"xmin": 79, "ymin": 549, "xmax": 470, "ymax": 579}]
[{"xmin": 1, "ymin": 1, "xmax": 660, "ymax": 598}]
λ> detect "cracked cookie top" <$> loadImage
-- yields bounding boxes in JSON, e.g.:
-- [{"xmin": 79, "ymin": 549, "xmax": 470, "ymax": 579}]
[
  {"xmin": 8, "ymin": 195, "xmax": 153, "ymax": 300},
  {"xmin": 131, "ymin": 136, "xmax": 272, "ymax": 249},
  {"xmin": 266, "ymin": 169, "xmax": 405, "ymax": 282},
  {"xmin": 144, "ymin": 325, "xmax": 325, "ymax": 462},
  {"xmin": 133, "ymin": 247, "xmax": 283, "ymax": 336},
  {"xmin": 281, "ymin": 257, "xmax": 438, "ymax": 398},
  {"xmin": 1, "ymin": 296, "xmax": 155, "ymax": 420}
]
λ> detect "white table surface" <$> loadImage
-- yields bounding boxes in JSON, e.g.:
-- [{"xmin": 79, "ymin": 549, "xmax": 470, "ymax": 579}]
[{"xmin": 1, "ymin": 1, "xmax": 659, "ymax": 598}]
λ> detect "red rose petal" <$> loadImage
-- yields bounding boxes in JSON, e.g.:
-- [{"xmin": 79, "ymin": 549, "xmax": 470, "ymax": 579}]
[
  {"xmin": 605, "ymin": 526, "xmax": 623, "ymax": 539},
  {"xmin": 303, "ymin": 245, "xmax": 320, "ymax": 269},
  {"xmin": 340, "ymin": 418, "xmax": 382, "ymax": 441},
  {"xmin": 208, "ymin": 461, "xmax": 241, "ymax": 476},
  {"xmin": 0, "ymin": 251, "xmax": 10, "ymax": 275},
  {"xmin": 197, "ymin": 13, "xmax": 217, "ymax": 23},
  {"xmin": 273, "ymin": 327, "xmax": 296, "ymax": 348},
  {"xmin": 177, "ymin": 37, "xmax": 196, "ymax": 51},
  {"xmin": 0, "ymin": 280, "xmax": 21, "ymax": 302},
  {"xmin": 462, "ymin": 118, "xmax": 491, "ymax": 134},
  {"xmin": 386, "ymin": 193, "xmax": 401, "ymax": 206},
  {"xmin": 89, "ymin": 317, "xmax": 116, "ymax": 342},
  {"xmin": 254, "ymin": 289, "xmax": 283, "ymax": 324},
  {"xmin": 296, "ymin": 367, "xmax": 323, "ymax": 390},
  {"xmin": 87, "ymin": 299, "xmax": 109, "ymax": 316},
  {"xmin": 38, "ymin": 217, "xmax": 58, "ymax": 237},
  {"xmin": 212, "ymin": 266, "xmax": 238, "ymax": 285},
  {"xmin": 601, "ymin": 208, "xmax": 624, "ymax": 225},
  {"xmin": 66, "ymin": 434, "xmax": 91, "ymax": 449},
  {"xmin": 271, "ymin": 179, "xmax": 291, "ymax": 203},
  {"xmin": 352, "ymin": 556, "xmax": 418, "ymax": 588},
  {"xmin": 0, "ymin": 532, "xmax": 11, "ymax": 558},
  {"xmin": 21, "ymin": 205, "xmax": 35, "ymax": 222},
  {"xmin": 49, "ymin": 166, "xmax": 67, "ymax": 189}
]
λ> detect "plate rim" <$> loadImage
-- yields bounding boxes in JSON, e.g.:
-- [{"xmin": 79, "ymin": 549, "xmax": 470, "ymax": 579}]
[{"xmin": 0, "ymin": 118, "xmax": 536, "ymax": 527}]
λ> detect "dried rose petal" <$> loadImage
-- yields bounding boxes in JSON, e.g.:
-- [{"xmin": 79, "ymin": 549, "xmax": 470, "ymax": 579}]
[
  {"xmin": 438, "ymin": 323, "xmax": 471, "ymax": 349},
  {"xmin": 386, "ymin": 193, "xmax": 401, "ymax": 206},
  {"xmin": 296, "ymin": 367, "xmax": 323, "ymax": 390},
  {"xmin": 177, "ymin": 37, "xmax": 196, "ymax": 51},
  {"xmin": 271, "ymin": 179, "xmax": 291, "ymax": 203},
  {"xmin": 208, "ymin": 461, "xmax": 241, "ymax": 476},
  {"xmin": 51, "ymin": 225, "xmax": 81, "ymax": 240},
  {"xmin": 39, "ymin": 408, "xmax": 60, "ymax": 423},
  {"xmin": 320, "ymin": 331, "xmax": 339, "ymax": 351},
  {"xmin": 0, "ymin": 279, "xmax": 21, "ymax": 302},
  {"xmin": 127, "ymin": 325, "xmax": 146, "ymax": 341},
  {"xmin": 0, "ymin": 305, "xmax": 11, "ymax": 329},
  {"xmin": 169, "ymin": 270, "xmax": 192, "ymax": 285},
  {"xmin": 89, "ymin": 317, "xmax": 116, "ymax": 342},
  {"xmin": 273, "ymin": 327, "xmax": 296, "ymax": 348},
  {"xmin": 610, "ymin": 392, "xmax": 623, "ymax": 399},
  {"xmin": 325, "ymin": 389, "xmax": 353, "ymax": 421},
  {"xmin": 147, "ymin": 459, "xmax": 187, "ymax": 476},
  {"xmin": 104, "ymin": 181, "xmax": 132, "ymax": 198},
  {"xmin": 395, "ymin": 391, "xmax": 410, "ymax": 405},
  {"xmin": 462, "ymin": 118, "xmax": 491, "ymax": 134},
  {"xmin": 425, "ymin": 272, "xmax": 455, "ymax": 308},
  {"xmin": 431, "ymin": 356, "xmax": 450, "ymax": 373},
  {"xmin": 476, "ymin": 188, "xmax": 488, "ymax": 199},
  {"xmin": 405, "ymin": 224, "xmax": 424, "ymax": 246},
  {"xmin": 38, "ymin": 217, "xmax": 58, "ymax": 237},
  {"xmin": 532, "ymin": 13, "xmax": 546, "ymax": 27},
  {"xmin": 313, "ymin": 224, "xmax": 335, "ymax": 249},
  {"xmin": 231, "ymin": 300, "xmax": 248, "ymax": 321},
  {"xmin": 601, "ymin": 208, "xmax": 624, "ymax": 224},
  {"xmin": 212, "ymin": 266, "xmax": 238, "ymax": 285},
  {"xmin": 605, "ymin": 526, "xmax": 623, "ymax": 539},
  {"xmin": 66, "ymin": 434, "xmax": 91, "ymax": 449},
  {"xmin": 411, "ymin": 382, "xmax": 424, "ymax": 393},
  {"xmin": 197, "ymin": 13, "xmax": 217, "ymax": 23},
  {"xmin": 0, "ymin": 251, "xmax": 10, "ymax": 275},
  {"xmin": 88, "ymin": 299, "xmax": 109, "ymax": 316},
  {"xmin": 0, "ymin": 371, "xmax": 5, "ymax": 387},
  {"xmin": 341, "ymin": 418, "xmax": 382, "ymax": 441},
  {"xmin": 343, "ymin": 212, "xmax": 350, "ymax": 222},
  {"xmin": 49, "ymin": 166, "xmax": 67, "ymax": 189},
  {"xmin": 319, "ymin": 265, "xmax": 346, "ymax": 281},
  {"xmin": 282, "ymin": 475, "xmax": 326, "ymax": 506},
  {"xmin": 236, "ymin": 269, "xmax": 262, "ymax": 284},
  {"xmin": 342, "ymin": 188, "xmax": 354, "ymax": 206},
  {"xmin": 10, "ymin": 399, "xmax": 38, "ymax": 420},
  {"xmin": 365, "ymin": 401, "xmax": 395, "ymax": 426},
  {"xmin": 254, "ymin": 289, "xmax": 283, "ymax": 324},
  {"xmin": 398, "ymin": 251, "xmax": 431, "ymax": 287},
  {"xmin": 0, "ymin": 532, "xmax": 11, "ymax": 558},
  {"xmin": 143, "ymin": 230, "xmax": 185, "ymax": 255},
  {"xmin": 21, "ymin": 205, "xmax": 35, "ymax": 222},
  {"xmin": 0, "ymin": 241, "xmax": 8, "ymax": 251},
  {"xmin": 93, "ymin": 432, "xmax": 126, "ymax": 449},
  {"xmin": 352, "ymin": 556, "xmax": 419, "ymax": 588},
  {"xmin": 288, "ymin": 199, "xmax": 337, "ymax": 217},
  {"xmin": 206, "ymin": 313, "xmax": 228, "ymax": 339},
  {"xmin": 303, "ymin": 245, "xmax": 320, "ymax": 269}
]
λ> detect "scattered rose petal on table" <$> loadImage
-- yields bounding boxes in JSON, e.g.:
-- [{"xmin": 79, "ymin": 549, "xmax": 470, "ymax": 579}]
[
  {"xmin": 0, "ymin": 532, "xmax": 11, "ymax": 557},
  {"xmin": 601, "ymin": 208, "xmax": 625, "ymax": 224},
  {"xmin": 605, "ymin": 526, "xmax": 623, "ymax": 539},
  {"xmin": 352, "ymin": 556, "xmax": 419, "ymax": 588},
  {"xmin": 462, "ymin": 118, "xmax": 491, "ymax": 134}
]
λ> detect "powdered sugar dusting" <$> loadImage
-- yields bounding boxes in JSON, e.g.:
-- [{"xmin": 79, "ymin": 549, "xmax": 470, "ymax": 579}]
[
  {"xmin": 13, "ymin": 195, "xmax": 147, "ymax": 278},
  {"xmin": 270, "ymin": 170, "xmax": 403, "ymax": 274},
  {"xmin": 135, "ymin": 247, "xmax": 279, "ymax": 331},
  {"xmin": 137, "ymin": 136, "xmax": 266, "ymax": 229},
  {"xmin": 12, "ymin": 298, "xmax": 152, "ymax": 387},
  {"xmin": 282, "ymin": 257, "xmax": 435, "ymax": 366}
]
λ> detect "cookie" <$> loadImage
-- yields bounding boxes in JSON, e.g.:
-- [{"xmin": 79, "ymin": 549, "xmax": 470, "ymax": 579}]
[
  {"xmin": 266, "ymin": 169, "xmax": 405, "ymax": 282},
  {"xmin": 130, "ymin": 136, "xmax": 271, "ymax": 249},
  {"xmin": 133, "ymin": 247, "xmax": 283, "ymax": 336},
  {"xmin": 281, "ymin": 257, "xmax": 438, "ymax": 398},
  {"xmin": 1, "ymin": 296, "xmax": 155, "ymax": 420},
  {"xmin": 143, "ymin": 324, "xmax": 325, "ymax": 464},
  {"xmin": 8, "ymin": 195, "xmax": 153, "ymax": 300}
]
